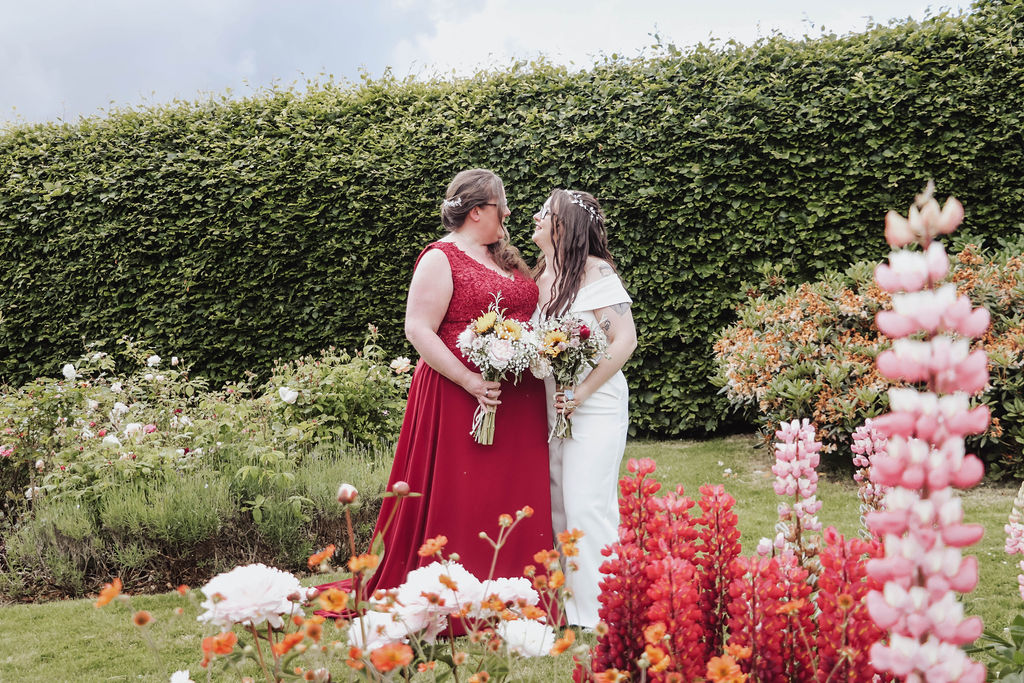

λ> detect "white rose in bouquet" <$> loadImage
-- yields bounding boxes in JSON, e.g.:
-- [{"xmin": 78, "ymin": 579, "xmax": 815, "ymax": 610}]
[{"xmin": 487, "ymin": 338, "xmax": 514, "ymax": 370}]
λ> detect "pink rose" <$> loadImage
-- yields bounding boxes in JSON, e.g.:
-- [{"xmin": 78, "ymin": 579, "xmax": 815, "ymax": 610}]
[{"xmin": 487, "ymin": 339, "xmax": 514, "ymax": 369}]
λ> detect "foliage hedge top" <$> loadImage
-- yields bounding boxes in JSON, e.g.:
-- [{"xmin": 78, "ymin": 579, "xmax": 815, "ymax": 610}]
[{"xmin": 1, "ymin": 1, "xmax": 1022, "ymax": 436}]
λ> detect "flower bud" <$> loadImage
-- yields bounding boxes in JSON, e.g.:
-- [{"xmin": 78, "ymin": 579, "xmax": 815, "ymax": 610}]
[
  {"xmin": 392, "ymin": 481, "xmax": 411, "ymax": 497},
  {"xmin": 336, "ymin": 483, "xmax": 359, "ymax": 505}
]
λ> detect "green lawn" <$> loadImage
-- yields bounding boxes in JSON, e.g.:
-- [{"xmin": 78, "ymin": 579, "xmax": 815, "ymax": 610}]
[{"xmin": 1, "ymin": 435, "xmax": 1019, "ymax": 681}]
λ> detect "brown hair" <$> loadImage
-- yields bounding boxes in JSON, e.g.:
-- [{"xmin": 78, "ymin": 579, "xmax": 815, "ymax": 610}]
[
  {"xmin": 536, "ymin": 189, "xmax": 616, "ymax": 317},
  {"xmin": 441, "ymin": 168, "xmax": 529, "ymax": 276}
]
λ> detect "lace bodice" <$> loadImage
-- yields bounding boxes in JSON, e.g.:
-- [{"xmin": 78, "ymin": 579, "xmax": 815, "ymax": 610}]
[{"xmin": 418, "ymin": 241, "xmax": 540, "ymax": 369}]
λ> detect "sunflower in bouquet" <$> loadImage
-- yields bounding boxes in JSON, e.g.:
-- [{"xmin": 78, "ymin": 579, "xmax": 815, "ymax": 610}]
[
  {"xmin": 533, "ymin": 315, "xmax": 609, "ymax": 440},
  {"xmin": 457, "ymin": 294, "xmax": 538, "ymax": 445}
]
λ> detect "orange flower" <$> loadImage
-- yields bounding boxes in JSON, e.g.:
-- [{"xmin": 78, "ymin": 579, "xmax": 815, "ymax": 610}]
[
  {"xmin": 594, "ymin": 669, "xmax": 630, "ymax": 682},
  {"xmin": 518, "ymin": 505, "xmax": 534, "ymax": 518},
  {"xmin": 706, "ymin": 655, "xmax": 745, "ymax": 682},
  {"xmin": 307, "ymin": 544, "xmax": 336, "ymax": 569},
  {"xmin": 272, "ymin": 631, "xmax": 306, "ymax": 656},
  {"xmin": 305, "ymin": 620, "xmax": 323, "ymax": 642},
  {"xmin": 522, "ymin": 605, "xmax": 546, "ymax": 620},
  {"xmin": 523, "ymin": 564, "xmax": 536, "ymax": 577},
  {"xmin": 132, "ymin": 610, "xmax": 153, "ymax": 627},
  {"xmin": 418, "ymin": 661, "xmax": 437, "ymax": 672},
  {"xmin": 646, "ymin": 645, "xmax": 670, "ymax": 673},
  {"xmin": 498, "ymin": 513, "xmax": 514, "ymax": 527},
  {"xmin": 550, "ymin": 628, "xmax": 575, "ymax": 655},
  {"xmin": 370, "ymin": 642, "xmax": 413, "ymax": 672},
  {"xmin": 317, "ymin": 587, "xmax": 349, "ymax": 613},
  {"xmin": 725, "ymin": 643, "xmax": 752, "ymax": 661},
  {"xmin": 346, "ymin": 646, "xmax": 365, "ymax": 670},
  {"xmin": 777, "ymin": 598, "xmax": 806, "ymax": 615},
  {"xmin": 549, "ymin": 570, "xmax": 565, "ymax": 589},
  {"xmin": 481, "ymin": 595, "xmax": 505, "ymax": 612},
  {"xmin": 439, "ymin": 574, "xmax": 459, "ymax": 591},
  {"xmin": 176, "ymin": 584, "xmax": 189, "ymax": 596},
  {"xmin": 417, "ymin": 535, "xmax": 448, "ymax": 557},
  {"xmin": 643, "ymin": 622, "xmax": 666, "ymax": 646},
  {"xmin": 836, "ymin": 593, "xmax": 855, "ymax": 610},
  {"xmin": 348, "ymin": 553, "xmax": 380, "ymax": 573},
  {"xmin": 95, "ymin": 577, "xmax": 122, "ymax": 608},
  {"xmin": 469, "ymin": 673, "xmax": 491, "ymax": 683},
  {"xmin": 202, "ymin": 631, "xmax": 238, "ymax": 657},
  {"xmin": 557, "ymin": 528, "xmax": 584, "ymax": 544},
  {"xmin": 533, "ymin": 549, "xmax": 559, "ymax": 565},
  {"xmin": 453, "ymin": 651, "xmax": 468, "ymax": 666}
]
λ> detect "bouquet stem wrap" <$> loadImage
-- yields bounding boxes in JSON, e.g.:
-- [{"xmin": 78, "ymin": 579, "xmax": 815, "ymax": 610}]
[{"xmin": 549, "ymin": 385, "xmax": 574, "ymax": 442}]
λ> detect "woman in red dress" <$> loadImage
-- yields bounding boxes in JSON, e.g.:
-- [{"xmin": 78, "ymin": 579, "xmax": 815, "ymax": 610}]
[{"xmin": 320, "ymin": 169, "xmax": 552, "ymax": 609}]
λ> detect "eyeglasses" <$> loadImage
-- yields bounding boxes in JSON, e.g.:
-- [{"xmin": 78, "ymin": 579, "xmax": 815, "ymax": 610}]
[{"xmin": 537, "ymin": 203, "xmax": 552, "ymax": 220}]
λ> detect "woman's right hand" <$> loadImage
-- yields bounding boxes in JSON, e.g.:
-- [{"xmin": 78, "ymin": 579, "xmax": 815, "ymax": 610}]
[{"xmin": 463, "ymin": 374, "xmax": 502, "ymax": 408}]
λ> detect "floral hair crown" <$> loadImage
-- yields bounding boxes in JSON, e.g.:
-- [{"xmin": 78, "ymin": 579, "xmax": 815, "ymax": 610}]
[
  {"xmin": 442, "ymin": 196, "xmax": 463, "ymax": 209},
  {"xmin": 567, "ymin": 191, "xmax": 599, "ymax": 222}
]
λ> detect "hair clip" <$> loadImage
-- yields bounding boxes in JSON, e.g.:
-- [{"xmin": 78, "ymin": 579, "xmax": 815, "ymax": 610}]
[{"xmin": 442, "ymin": 196, "xmax": 463, "ymax": 209}]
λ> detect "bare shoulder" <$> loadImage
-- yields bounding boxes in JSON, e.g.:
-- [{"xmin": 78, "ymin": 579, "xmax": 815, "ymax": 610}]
[
  {"xmin": 583, "ymin": 257, "xmax": 617, "ymax": 285},
  {"xmin": 411, "ymin": 246, "xmax": 452, "ymax": 283}
]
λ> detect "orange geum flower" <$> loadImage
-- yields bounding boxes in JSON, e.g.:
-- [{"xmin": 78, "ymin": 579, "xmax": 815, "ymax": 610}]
[
  {"xmin": 305, "ymin": 620, "xmax": 323, "ymax": 642},
  {"xmin": 550, "ymin": 628, "xmax": 575, "ymax": 655},
  {"xmin": 481, "ymin": 595, "xmax": 505, "ymax": 612},
  {"xmin": 777, "ymin": 598, "xmax": 806, "ymax": 615},
  {"xmin": 417, "ymin": 535, "xmax": 448, "ymax": 557},
  {"xmin": 418, "ymin": 661, "xmax": 437, "ymax": 672},
  {"xmin": 132, "ymin": 610, "xmax": 153, "ymax": 627},
  {"xmin": 645, "ymin": 646, "xmax": 670, "ymax": 673},
  {"xmin": 346, "ymin": 646, "xmax": 365, "ymax": 670},
  {"xmin": 725, "ymin": 643, "xmax": 752, "ymax": 661},
  {"xmin": 95, "ymin": 577, "xmax": 122, "ymax": 608},
  {"xmin": 523, "ymin": 564, "xmax": 536, "ymax": 577},
  {"xmin": 370, "ymin": 642, "xmax": 413, "ymax": 672},
  {"xmin": 307, "ymin": 544, "xmax": 336, "ymax": 570},
  {"xmin": 176, "ymin": 584, "xmax": 189, "ymax": 596},
  {"xmin": 557, "ymin": 528, "xmax": 584, "ymax": 544},
  {"xmin": 453, "ymin": 651, "xmax": 468, "ymax": 666},
  {"xmin": 348, "ymin": 553, "xmax": 380, "ymax": 573},
  {"xmin": 644, "ymin": 622, "xmax": 666, "ymax": 646},
  {"xmin": 533, "ymin": 575, "xmax": 548, "ymax": 590},
  {"xmin": 272, "ymin": 631, "xmax": 306, "ymax": 656},
  {"xmin": 438, "ymin": 574, "xmax": 459, "ymax": 591},
  {"xmin": 533, "ymin": 549, "xmax": 559, "ymax": 565},
  {"xmin": 517, "ymin": 505, "xmax": 534, "ymax": 519},
  {"xmin": 317, "ymin": 587, "xmax": 348, "ymax": 613},
  {"xmin": 594, "ymin": 669, "xmax": 630, "ymax": 682},
  {"xmin": 202, "ymin": 631, "xmax": 238, "ymax": 658},
  {"xmin": 706, "ymin": 654, "xmax": 745, "ymax": 682},
  {"xmin": 469, "ymin": 672, "xmax": 491, "ymax": 683},
  {"xmin": 498, "ymin": 513, "xmax": 514, "ymax": 527},
  {"xmin": 522, "ymin": 605, "xmax": 546, "ymax": 620},
  {"xmin": 549, "ymin": 570, "xmax": 565, "ymax": 589}
]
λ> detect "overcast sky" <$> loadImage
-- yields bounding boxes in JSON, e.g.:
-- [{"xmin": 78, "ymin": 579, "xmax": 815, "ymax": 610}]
[{"xmin": 0, "ymin": 0, "xmax": 971, "ymax": 127}]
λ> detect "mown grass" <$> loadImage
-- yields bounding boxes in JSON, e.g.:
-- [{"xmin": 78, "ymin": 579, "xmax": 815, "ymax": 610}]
[{"xmin": 1, "ymin": 435, "xmax": 1019, "ymax": 681}]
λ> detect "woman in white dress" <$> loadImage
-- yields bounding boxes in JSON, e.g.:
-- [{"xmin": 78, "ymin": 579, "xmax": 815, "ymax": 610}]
[{"xmin": 531, "ymin": 189, "xmax": 637, "ymax": 628}]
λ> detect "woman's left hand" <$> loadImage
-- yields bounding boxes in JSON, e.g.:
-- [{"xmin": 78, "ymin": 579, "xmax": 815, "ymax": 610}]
[{"xmin": 554, "ymin": 389, "xmax": 585, "ymax": 416}]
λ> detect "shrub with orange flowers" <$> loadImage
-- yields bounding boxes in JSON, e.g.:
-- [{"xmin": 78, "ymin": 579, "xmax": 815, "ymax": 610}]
[{"xmin": 712, "ymin": 242, "xmax": 1024, "ymax": 472}]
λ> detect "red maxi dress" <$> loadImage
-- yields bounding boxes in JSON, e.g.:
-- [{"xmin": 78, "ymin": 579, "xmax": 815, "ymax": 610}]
[{"xmin": 319, "ymin": 241, "xmax": 553, "ymax": 612}]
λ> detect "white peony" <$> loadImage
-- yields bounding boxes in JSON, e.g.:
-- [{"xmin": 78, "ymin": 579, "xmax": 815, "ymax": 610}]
[
  {"xmin": 112, "ymin": 401, "xmax": 129, "ymax": 416},
  {"xmin": 146, "ymin": 354, "xmax": 161, "ymax": 367},
  {"xmin": 456, "ymin": 327, "xmax": 476, "ymax": 350},
  {"xmin": 25, "ymin": 486, "xmax": 43, "ymax": 500},
  {"xmin": 62, "ymin": 363, "xmax": 77, "ymax": 381},
  {"xmin": 102, "ymin": 435, "xmax": 122, "ymax": 447},
  {"xmin": 278, "ymin": 387, "xmax": 299, "ymax": 404},
  {"xmin": 110, "ymin": 382, "xmax": 122, "ymax": 393},
  {"xmin": 197, "ymin": 563, "xmax": 304, "ymax": 629},
  {"xmin": 497, "ymin": 619, "xmax": 556, "ymax": 657},
  {"xmin": 169, "ymin": 670, "xmax": 194, "ymax": 683},
  {"xmin": 171, "ymin": 356, "xmax": 179, "ymax": 366},
  {"xmin": 34, "ymin": 459, "xmax": 45, "ymax": 472},
  {"xmin": 481, "ymin": 577, "xmax": 539, "ymax": 606},
  {"xmin": 124, "ymin": 423, "xmax": 143, "ymax": 438},
  {"xmin": 144, "ymin": 373, "xmax": 154, "ymax": 381},
  {"xmin": 86, "ymin": 399, "xmax": 99, "ymax": 412},
  {"xmin": 347, "ymin": 609, "xmax": 409, "ymax": 650}
]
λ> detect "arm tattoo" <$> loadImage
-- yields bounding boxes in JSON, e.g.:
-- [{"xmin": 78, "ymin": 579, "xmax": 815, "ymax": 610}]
[
  {"xmin": 600, "ymin": 318, "xmax": 612, "ymax": 332},
  {"xmin": 611, "ymin": 302, "xmax": 631, "ymax": 315}
]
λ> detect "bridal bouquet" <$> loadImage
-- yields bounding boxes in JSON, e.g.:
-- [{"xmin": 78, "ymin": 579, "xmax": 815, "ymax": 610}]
[
  {"xmin": 457, "ymin": 294, "xmax": 537, "ymax": 445},
  {"xmin": 533, "ymin": 315, "xmax": 609, "ymax": 440}
]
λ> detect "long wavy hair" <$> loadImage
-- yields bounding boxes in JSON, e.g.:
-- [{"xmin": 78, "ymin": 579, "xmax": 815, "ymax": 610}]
[
  {"xmin": 535, "ymin": 189, "xmax": 616, "ymax": 317},
  {"xmin": 440, "ymin": 169, "xmax": 529, "ymax": 277}
]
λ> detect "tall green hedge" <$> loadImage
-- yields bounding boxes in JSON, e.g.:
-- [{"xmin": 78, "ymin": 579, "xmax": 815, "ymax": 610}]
[{"xmin": 1, "ymin": 1, "xmax": 1022, "ymax": 436}]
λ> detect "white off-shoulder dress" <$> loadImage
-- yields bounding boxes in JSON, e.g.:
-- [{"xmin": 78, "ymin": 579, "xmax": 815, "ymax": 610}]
[{"xmin": 544, "ymin": 274, "xmax": 632, "ymax": 628}]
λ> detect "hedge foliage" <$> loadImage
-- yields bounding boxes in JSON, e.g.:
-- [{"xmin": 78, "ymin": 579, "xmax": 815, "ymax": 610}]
[{"xmin": 1, "ymin": 1, "xmax": 1022, "ymax": 436}]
